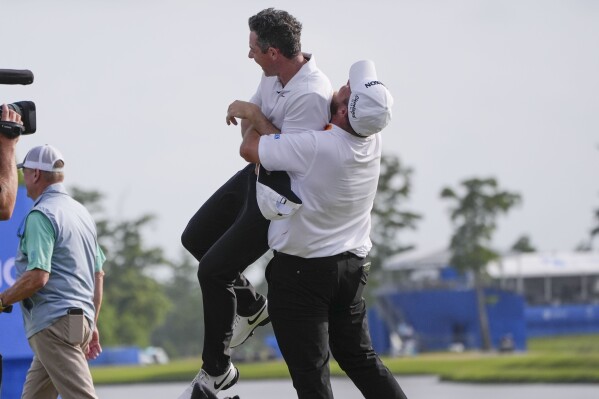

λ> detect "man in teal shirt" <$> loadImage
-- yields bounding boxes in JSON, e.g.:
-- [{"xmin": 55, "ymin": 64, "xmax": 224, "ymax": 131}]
[{"xmin": 0, "ymin": 144, "xmax": 105, "ymax": 399}]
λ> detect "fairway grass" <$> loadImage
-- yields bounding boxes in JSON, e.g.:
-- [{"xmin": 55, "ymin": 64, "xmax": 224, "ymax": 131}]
[{"xmin": 91, "ymin": 335, "xmax": 599, "ymax": 385}]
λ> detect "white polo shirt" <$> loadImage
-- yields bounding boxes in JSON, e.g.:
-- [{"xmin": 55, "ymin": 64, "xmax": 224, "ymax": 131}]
[
  {"xmin": 250, "ymin": 54, "xmax": 332, "ymax": 133},
  {"xmin": 259, "ymin": 125, "xmax": 382, "ymax": 258}
]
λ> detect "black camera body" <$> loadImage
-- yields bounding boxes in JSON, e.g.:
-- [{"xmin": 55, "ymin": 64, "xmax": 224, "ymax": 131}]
[{"xmin": 0, "ymin": 69, "xmax": 36, "ymax": 139}]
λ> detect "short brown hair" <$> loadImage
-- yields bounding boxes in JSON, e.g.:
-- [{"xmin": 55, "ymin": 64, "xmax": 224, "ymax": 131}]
[{"xmin": 249, "ymin": 8, "xmax": 302, "ymax": 58}]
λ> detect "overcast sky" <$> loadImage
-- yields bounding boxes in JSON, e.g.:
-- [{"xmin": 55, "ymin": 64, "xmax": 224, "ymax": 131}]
[{"xmin": 3, "ymin": 0, "xmax": 598, "ymax": 263}]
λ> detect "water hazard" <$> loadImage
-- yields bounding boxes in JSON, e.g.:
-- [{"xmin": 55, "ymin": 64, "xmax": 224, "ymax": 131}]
[{"xmin": 96, "ymin": 375, "xmax": 599, "ymax": 399}]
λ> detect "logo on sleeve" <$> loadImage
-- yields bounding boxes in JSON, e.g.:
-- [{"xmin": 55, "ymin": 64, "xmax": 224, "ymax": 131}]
[
  {"xmin": 274, "ymin": 134, "xmax": 281, "ymax": 139},
  {"xmin": 349, "ymin": 94, "xmax": 359, "ymax": 119}
]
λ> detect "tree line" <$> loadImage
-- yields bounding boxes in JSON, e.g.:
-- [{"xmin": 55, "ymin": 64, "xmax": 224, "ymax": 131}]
[
  {"xmin": 70, "ymin": 152, "xmax": 598, "ymax": 357},
  {"xmin": 71, "ymin": 188, "xmax": 203, "ymax": 358}
]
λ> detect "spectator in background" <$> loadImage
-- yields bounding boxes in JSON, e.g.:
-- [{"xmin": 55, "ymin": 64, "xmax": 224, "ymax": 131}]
[{"xmin": 0, "ymin": 144, "xmax": 105, "ymax": 399}]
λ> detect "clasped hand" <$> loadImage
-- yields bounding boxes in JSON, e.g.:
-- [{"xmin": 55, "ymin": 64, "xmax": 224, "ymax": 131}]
[{"xmin": 225, "ymin": 100, "xmax": 260, "ymax": 126}]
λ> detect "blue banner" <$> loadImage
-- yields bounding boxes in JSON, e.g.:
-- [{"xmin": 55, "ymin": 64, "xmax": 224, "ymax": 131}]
[{"xmin": 0, "ymin": 187, "xmax": 33, "ymax": 359}]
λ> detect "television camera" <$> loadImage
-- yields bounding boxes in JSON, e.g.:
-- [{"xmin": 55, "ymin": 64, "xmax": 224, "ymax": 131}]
[{"xmin": 0, "ymin": 69, "xmax": 36, "ymax": 139}]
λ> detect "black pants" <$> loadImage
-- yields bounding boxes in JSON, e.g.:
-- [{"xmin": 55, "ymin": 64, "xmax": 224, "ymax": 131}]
[
  {"xmin": 267, "ymin": 251, "xmax": 408, "ymax": 399},
  {"xmin": 181, "ymin": 164, "xmax": 269, "ymax": 375}
]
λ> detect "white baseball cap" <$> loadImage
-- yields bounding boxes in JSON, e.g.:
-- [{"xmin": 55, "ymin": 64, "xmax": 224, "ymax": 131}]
[
  {"xmin": 256, "ymin": 165, "xmax": 302, "ymax": 220},
  {"xmin": 348, "ymin": 60, "xmax": 394, "ymax": 136},
  {"xmin": 17, "ymin": 144, "xmax": 65, "ymax": 172}
]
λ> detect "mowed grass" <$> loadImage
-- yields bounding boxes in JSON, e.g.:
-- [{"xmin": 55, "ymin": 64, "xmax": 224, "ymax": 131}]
[
  {"xmin": 381, "ymin": 352, "xmax": 599, "ymax": 383},
  {"xmin": 91, "ymin": 334, "xmax": 599, "ymax": 385},
  {"xmin": 91, "ymin": 358, "xmax": 293, "ymax": 385},
  {"xmin": 528, "ymin": 333, "xmax": 599, "ymax": 353}
]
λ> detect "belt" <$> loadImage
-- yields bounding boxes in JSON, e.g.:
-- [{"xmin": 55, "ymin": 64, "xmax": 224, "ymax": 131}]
[{"xmin": 273, "ymin": 250, "xmax": 363, "ymax": 261}]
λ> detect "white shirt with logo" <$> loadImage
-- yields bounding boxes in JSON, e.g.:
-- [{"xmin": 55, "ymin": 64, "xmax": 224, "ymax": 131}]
[
  {"xmin": 250, "ymin": 54, "xmax": 332, "ymax": 133},
  {"xmin": 259, "ymin": 125, "xmax": 382, "ymax": 258}
]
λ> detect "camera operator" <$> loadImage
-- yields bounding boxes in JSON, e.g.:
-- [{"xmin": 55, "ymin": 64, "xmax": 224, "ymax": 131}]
[
  {"xmin": 0, "ymin": 69, "xmax": 34, "ymax": 398},
  {"xmin": 0, "ymin": 103, "xmax": 23, "ymax": 220}
]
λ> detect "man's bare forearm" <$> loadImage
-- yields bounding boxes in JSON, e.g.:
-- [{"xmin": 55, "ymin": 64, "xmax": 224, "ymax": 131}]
[
  {"xmin": 241, "ymin": 119, "xmax": 251, "ymax": 138},
  {"xmin": 0, "ymin": 136, "xmax": 18, "ymax": 220},
  {"xmin": 93, "ymin": 271, "xmax": 104, "ymax": 325},
  {"xmin": 240, "ymin": 129, "xmax": 261, "ymax": 164},
  {"xmin": 227, "ymin": 100, "xmax": 280, "ymax": 136},
  {"xmin": 227, "ymin": 100, "xmax": 279, "ymax": 164},
  {"xmin": 248, "ymin": 112, "xmax": 278, "ymax": 136},
  {"xmin": 0, "ymin": 269, "xmax": 48, "ymax": 306}
]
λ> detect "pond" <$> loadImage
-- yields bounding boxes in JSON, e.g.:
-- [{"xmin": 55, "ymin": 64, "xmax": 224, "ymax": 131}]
[{"xmin": 96, "ymin": 375, "xmax": 599, "ymax": 399}]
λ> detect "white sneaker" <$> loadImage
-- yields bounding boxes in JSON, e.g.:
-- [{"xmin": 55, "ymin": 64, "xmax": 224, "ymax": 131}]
[
  {"xmin": 177, "ymin": 362, "xmax": 239, "ymax": 398},
  {"xmin": 230, "ymin": 300, "xmax": 270, "ymax": 348}
]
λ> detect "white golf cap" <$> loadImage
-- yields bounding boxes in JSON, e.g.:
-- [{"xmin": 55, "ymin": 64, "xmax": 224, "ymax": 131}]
[
  {"xmin": 17, "ymin": 144, "xmax": 65, "ymax": 172},
  {"xmin": 256, "ymin": 165, "xmax": 302, "ymax": 220},
  {"xmin": 348, "ymin": 60, "xmax": 394, "ymax": 136}
]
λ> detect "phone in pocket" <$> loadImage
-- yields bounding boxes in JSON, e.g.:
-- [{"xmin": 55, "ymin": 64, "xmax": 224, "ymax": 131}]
[{"xmin": 67, "ymin": 307, "xmax": 84, "ymax": 344}]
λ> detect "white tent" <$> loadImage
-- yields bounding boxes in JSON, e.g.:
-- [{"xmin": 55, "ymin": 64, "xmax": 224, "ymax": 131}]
[
  {"xmin": 382, "ymin": 248, "xmax": 451, "ymax": 271},
  {"xmin": 487, "ymin": 252, "xmax": 599, "ymax": 278}
]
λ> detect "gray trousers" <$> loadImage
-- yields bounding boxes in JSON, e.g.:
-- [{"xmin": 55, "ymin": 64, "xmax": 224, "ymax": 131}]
[{"xmin": 22, "ymin": 314, "xmax": 97, "ymax": 399}]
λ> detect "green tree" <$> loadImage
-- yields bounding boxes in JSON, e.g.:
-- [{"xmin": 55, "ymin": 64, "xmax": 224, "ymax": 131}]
[
  {"xmin": 576, "ymin": 203, "xmax": 599, "ymax": 252},
  {"xmin": 71, "ymin": 187, "xmax": 171, "ymax": 347},
  {"xmin": 591, "ymin": 209, "xmax": 599, "ymax": 245},
  {"xmin": 587, "ymin": 205, "xmax": 599, "ymax": 251},
  {"xmin": 440, "ymin": 177, "xmax": 521, "ymax": 351},
  {"xmin": 370, "ymin": 154, "xmax": 421, "ymax": 271},
  {"xmin": 152, "ymin": 252, "xmax": 204, "ymax": 358},
  {"xmin": 579, "ymin": 148, "xmax": 599, "ymax": 251},
  {"xmin": 511, "ymin": 235, "xmax": 536, "ymax": 253},
  {"xmin": 591, "ymin": 147, "xmax": 599, "ymax": 249}
]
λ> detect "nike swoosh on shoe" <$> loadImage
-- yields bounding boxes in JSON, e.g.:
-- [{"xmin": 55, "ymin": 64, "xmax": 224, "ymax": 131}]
[
  {"xmin": 213, "ymin": 368, "xmax": 232, "ymax": 391},
  {"xmin": 247, "ymin": 306, "xmax": 266, "ymax": 325}
]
